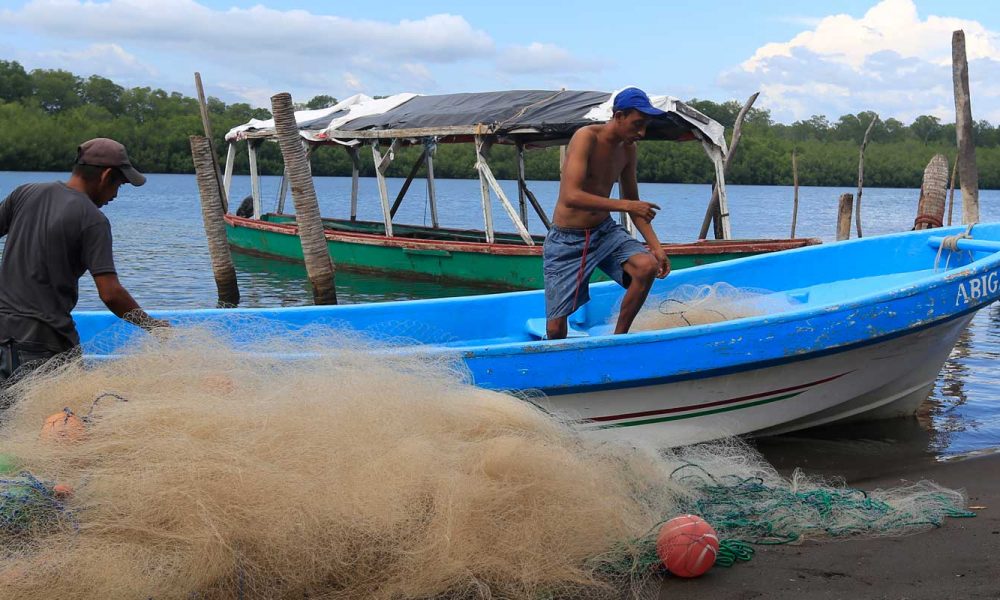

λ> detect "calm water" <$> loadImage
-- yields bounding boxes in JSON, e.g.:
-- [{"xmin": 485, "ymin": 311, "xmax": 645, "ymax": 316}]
[{"xmin": 2, "ymin": 171, "xmax": 999, "ymax": 467}]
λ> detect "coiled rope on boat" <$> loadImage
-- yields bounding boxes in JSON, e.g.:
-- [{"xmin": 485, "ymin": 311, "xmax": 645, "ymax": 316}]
[{"xmin": 934, "ymin": 223, "xmax": 976, "ymax": 271}]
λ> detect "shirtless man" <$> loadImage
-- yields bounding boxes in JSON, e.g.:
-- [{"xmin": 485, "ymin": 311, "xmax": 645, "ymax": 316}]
[{"xmin": 543, "ymin": 87, "xmax": 670, "ymax": 340}]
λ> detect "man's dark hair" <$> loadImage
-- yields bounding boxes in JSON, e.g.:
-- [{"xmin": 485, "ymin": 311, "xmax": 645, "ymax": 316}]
[{"xmin": 72, "ymin": 164, "xmax": 123, "ymax": 183}]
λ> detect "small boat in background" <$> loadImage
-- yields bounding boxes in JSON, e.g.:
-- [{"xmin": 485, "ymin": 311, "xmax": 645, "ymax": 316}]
[
  {"xmin": 75, "ymin": 224, "xmax": 1000, "ymax": 446},
  {"xmin": 221, "ymin": 89, "xmax": 817, "ymax": 289}
]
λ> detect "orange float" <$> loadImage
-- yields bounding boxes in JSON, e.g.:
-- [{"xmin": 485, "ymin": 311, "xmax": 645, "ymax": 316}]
[
  {"xmin": 40, "ymin": 409, "xmax": 85, "ymax": 442},
  {"xmin": 655, "ymin": 514, "xmax": 719, "ymax": 578}
]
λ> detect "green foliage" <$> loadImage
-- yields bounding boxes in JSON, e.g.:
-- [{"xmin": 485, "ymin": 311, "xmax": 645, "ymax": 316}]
[{"xmin": 0, "ymin": 61, "xmax": 997, "ymax": 188}]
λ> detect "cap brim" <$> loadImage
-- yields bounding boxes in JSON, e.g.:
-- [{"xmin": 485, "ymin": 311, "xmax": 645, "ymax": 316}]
[
  {"xmin": 635, "ymin": 105, "xmax": 667, "ymax": 117},
  {"xmin": 120, "ymin": 165, "xmax": 146, "ymax": 187}
]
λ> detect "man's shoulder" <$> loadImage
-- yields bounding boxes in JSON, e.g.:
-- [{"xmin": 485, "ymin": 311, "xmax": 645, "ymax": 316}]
[{"xmin": 571, "ymin": 124, "xmax": 601, "ymax": 140}]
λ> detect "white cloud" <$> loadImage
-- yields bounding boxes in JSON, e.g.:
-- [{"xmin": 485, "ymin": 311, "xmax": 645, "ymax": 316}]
[
  {"xmin": 0, "ymin": 0, "xmax": 501, "ymax": 98},
  {"xmin": 0, "ymin": 1, "xmax": 495, "ymax": 63},
  {"xmin": 497, "ymin": 42, "xmax": 606, "ymax": 75},
  {"xmin": 722, "ymin": 0, "xmax": 1000, "ymax": 123},
  {"xmin": 343, "ymin": 72, "xmax": 363, "ymax": 92},
  {"xmin": 31, "ymin": 43, "xmax": 158, "ymax": 79}
]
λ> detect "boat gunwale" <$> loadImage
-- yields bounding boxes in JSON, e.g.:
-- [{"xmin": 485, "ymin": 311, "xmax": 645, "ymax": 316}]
[{"xmin": 225, "ymin": 214, "xmax": 819, "ymax": 256}]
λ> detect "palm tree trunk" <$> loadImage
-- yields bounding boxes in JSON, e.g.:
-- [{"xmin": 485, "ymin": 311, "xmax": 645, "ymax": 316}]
[
  {"xmin": 190, "ymin": 135, "xmax": 240, "ymax": 307},
  {"xmin": 270, "ymin": 92, "xmax": 337, "ymax": 305}
]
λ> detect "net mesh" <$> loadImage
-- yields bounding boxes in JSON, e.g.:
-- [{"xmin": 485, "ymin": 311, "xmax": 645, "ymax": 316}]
[
  {"xmin": 628, "ymin": 283, "xmax": 801, "ymax": 332},
  {"xmin": 0, "ymin": 321, "xmax": 973, "ymax": 599}
]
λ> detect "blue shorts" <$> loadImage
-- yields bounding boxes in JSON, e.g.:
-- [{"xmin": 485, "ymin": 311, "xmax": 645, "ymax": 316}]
[{"xmin": 543, "ymin": 217, "xmax": 648, "ymax": 319}]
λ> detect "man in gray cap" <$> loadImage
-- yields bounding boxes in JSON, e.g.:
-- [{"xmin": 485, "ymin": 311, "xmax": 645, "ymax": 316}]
[{"xmin": 0, "ymin": 138, "xmax": 168, "ymax": 388}]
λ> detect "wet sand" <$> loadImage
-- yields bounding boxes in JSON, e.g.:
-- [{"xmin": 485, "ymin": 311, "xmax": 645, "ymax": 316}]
[{"xmin": 658, "ymin": 452, "xmax": 1000, "ymax": 600}]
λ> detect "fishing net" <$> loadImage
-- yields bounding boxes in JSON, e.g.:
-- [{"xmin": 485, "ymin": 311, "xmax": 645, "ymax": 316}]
[
  {"xmin": 629, "ymin": 283, "xmax": 802, "ymax": 332},
  {"xmin": 0, "ymin": 321, "xmax": 974, "ymax": 599}
]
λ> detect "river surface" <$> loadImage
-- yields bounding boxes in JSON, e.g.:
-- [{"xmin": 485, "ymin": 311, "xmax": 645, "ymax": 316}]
[{"xmin": 2, "ymin": 171, "xmax": 999, "ymax": 473}]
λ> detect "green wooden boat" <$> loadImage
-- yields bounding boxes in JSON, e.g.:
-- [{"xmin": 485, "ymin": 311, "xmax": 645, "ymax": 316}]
[
  {"xmin": 226, "ymin": 213, "xmax": 818, "ymax": 289},
  {"xmin": 223, "ymin": 89, "xmax": 818, "ymax": 290}
]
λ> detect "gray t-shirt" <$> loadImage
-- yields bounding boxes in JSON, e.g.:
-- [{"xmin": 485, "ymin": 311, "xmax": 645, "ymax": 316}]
[{"xmin": 0, "ymin": 182, "xmax": 116, "ymax": 352}]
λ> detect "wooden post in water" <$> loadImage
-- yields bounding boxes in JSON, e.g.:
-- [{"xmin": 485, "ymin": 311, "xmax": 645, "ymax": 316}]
[
  {"xmin": 790, "ymin": 149, "xmax": 799, "ymax": 238},
  {"xmin": 854, "ymin": 115, "xmax": 878, "ymax": 238},
  {"xmin": 947, "ymin": 156, "xmax": 958, "ymax": 226},
  {"xmin": 837, "ymin": 193, "xmax": 854, "ymax": 241},
  {"xmin": 913, "ymin": 154, "xmax": 949, "ymax": 230},
  {"xmin": 193, "ymin": 73, "xmax": 228, "ymax": 213},
  {"xmin": 271, "ymin": 92, "xmax": 337, "ymax": 305},
  {"xmin": 953, "ymin": 30, "xmax": 980, "ymax": 224},
  {"xmin": 190, "ymin": 135, "xmax": 239, "ymax": 307},
  {"xmin": 699, "ymin": 91, "xmax": 759, "ymax": 239}
]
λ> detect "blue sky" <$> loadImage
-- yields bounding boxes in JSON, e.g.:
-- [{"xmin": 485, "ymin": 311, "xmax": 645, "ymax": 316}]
[{"xmin": 1, "ymin": 0, "xmax": 998, "ymax": 124}]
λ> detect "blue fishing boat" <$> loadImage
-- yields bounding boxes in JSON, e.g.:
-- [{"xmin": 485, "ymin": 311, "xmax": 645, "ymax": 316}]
[{"xmin": 75, "ymin": 224, "xmax": 1000, "ymax": 445}]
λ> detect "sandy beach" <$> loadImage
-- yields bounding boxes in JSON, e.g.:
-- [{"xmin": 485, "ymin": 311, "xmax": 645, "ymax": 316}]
[{"xmin": 658, "ymin": 452, "xmax": 1000, "ymax": 600}]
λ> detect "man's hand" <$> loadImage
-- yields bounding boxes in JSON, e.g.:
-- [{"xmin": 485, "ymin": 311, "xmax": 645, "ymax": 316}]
[
  {"xmin": 144, "ymin": 318, "xmax": 171, "ymax": 331},
  {"xmin": 653, "ymin": 248, "xmax": 671, "ymax": 278},
  {"xmin": 626, "ymin": 200, "xmax": 660, "ymax": 222}
]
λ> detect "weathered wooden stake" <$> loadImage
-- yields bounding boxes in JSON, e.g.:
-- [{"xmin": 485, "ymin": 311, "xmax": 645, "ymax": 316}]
[
  {"xmin": 854, "ymin": 115, "xmax": 878, "ymax": 238},
  {"xmin": 699, "ymin": 91, "xmax": 759, "ymax": 239},
  {"xmin": 947, "ymin": 155, "xmax": 958, "ymax": 226},
  {"xmin": 193, "ymin": 73, "xmax": 228, "ymax": 213},
  {"xmin": 190, "ymin": 135, "xmax": 239, "ymax": 307},
  {"xmin": 790, "ymin": 149, "xmax": 799, "ymax": 238},
  {"xmin": 425, "ymin": 139, "xmax": 439, "ymax": 228},
  {"xmin": 953, "ymin": 30, "xmax": 980, "ymax": 224},
  {"xmin": 271, "ymin": 92, "xmax": 337, "ymax": 305},
  {"xmin": 913, "ymin": 154, "xmax": 949, "ymax": 230},
  {"xmin": 837, "ymin": 193, "xmax": 854, "ymax": 241}
]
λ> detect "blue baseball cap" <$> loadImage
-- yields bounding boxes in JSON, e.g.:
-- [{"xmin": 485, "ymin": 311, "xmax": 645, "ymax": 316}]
[{"xmin": 612, "ymin": 87, "xmax": 666, "ymax": 117}]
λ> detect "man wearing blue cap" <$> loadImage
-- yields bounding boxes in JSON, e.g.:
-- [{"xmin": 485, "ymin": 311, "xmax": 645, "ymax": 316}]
[{"xmin": 543, "ymin": 87, "xmax": 670, "ymax": 340}]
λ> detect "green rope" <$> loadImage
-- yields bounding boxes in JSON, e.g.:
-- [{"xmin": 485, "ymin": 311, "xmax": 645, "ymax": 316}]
[{"xmin": 592, "ymin": 461, "xmax": 976, "ymax": 578}]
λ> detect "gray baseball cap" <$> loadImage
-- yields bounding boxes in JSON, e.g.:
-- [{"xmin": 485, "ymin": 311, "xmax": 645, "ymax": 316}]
[{"xmin": 76, "ymin": 138, "xmax": 146, "ymax": 186}]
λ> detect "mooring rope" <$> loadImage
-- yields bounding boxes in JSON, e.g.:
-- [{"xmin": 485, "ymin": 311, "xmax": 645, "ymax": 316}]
[{"xmin": 934, "ymin": 223, "xmax": 975, "ymax": 271}]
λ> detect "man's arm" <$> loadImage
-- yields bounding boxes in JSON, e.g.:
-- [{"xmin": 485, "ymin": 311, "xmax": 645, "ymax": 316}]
[
  {"xmin": 558, "ymin": 130, "xmax": 660, "ymax": 221},
  {"xmin": 93, "ymin": 273, "xmax": 169, "ymax": 330},
  {"xmin": 620, "ymin": 150, "xmax": 670, "ymax": 278}
]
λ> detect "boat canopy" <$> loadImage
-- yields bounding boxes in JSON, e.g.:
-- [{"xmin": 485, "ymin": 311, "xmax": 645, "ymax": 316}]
[
  {"xmin": 225, "ymin": 89, "xmax": 728, "ymax": 155},
  {"xmin": 223, "ymin": 88, "xmax": 733, "ymax": 240}
]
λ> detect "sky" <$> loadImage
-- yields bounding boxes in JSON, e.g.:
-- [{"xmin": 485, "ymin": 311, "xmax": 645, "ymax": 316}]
[{"xmin": 1, "ymin": 0, "xmax": 998, "ymax": 124}]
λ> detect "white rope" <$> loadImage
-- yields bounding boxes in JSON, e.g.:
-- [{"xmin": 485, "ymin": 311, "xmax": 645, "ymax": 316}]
[{"xmin": 934, "ymin": 223, "xmax": 975, "ymax": 271}]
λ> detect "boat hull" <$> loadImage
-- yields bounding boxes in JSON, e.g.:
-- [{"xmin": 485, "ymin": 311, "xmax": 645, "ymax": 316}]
[
  {"xmin": 547, "ymin": 313, "xmax": 973, "ymax": 446},
  {"xmin": 225, "ymin": 214, "xmax": 817, "ymax": 289},
  {"xmin": 76, "ymin": 223, "xmax": 1000, "ymax": 447}
]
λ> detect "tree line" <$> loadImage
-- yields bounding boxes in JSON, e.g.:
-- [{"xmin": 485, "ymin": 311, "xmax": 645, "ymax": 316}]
[{"xmin": 1, "ymin": 60, "xmax": 998, "ymax": 189}]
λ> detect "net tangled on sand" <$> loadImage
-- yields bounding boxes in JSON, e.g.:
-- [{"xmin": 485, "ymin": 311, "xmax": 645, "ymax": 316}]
[
  {"xmin": 629, "ymin": 283, "xmax": 801, "ymax": 332},
  {"xmin": 0, "ymin": 322, "xmax": 974, "ymax": 599}
]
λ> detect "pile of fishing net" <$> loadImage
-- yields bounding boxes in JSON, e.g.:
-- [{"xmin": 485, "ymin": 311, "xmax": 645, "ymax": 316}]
[
  {"xmin": 629, "ymin": 283, "xmax": 802, "ymax": 332},
  {"xmin": 0, "ymin": 322, "xmax": 974, "ymax": 599}
]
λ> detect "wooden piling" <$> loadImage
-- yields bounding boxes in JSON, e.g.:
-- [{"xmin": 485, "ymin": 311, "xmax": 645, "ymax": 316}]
[
  {"xmin": 837, "ymin": 193, "xmax": 854, "ymax": 241},
  {"xmin": 271, "ymin": 92, "xmax": 338, "ymax": 305},
  {"xmin": 953, "ymin": 30, "xmax": 980, "ymax": 224},
  {"xmin": 790, "ymin": 149, "xmax": 799, "ymax": 238},
  {"xmin": 699, "ymin": 92, "xmax": 759, "ymax": 240},
  {"xmin": 854, "ymin": 115, "xmax": 878, "ymax": 238},
  {"xmin": 913, "ymin": 154, "xmax": 949, "ymax": 230},
  {"xmin": 190, "ymin": 135, "xmax": 240, "ymax": 307},
  {"xmin": 947, "ymin": 155, "xmax": 958, "ymax": 226},
  {"xmin": 193, "ymin": 73, "xmax": 228, "ymax": 213}
]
